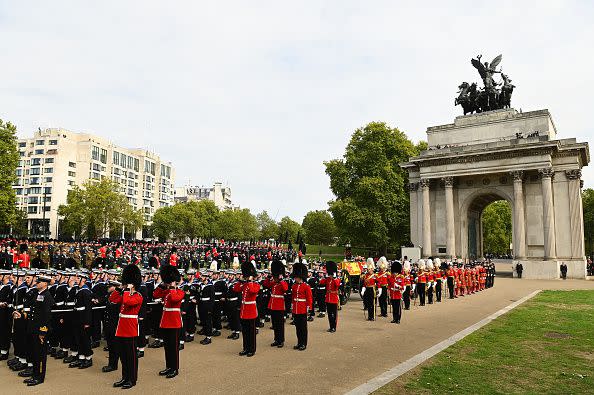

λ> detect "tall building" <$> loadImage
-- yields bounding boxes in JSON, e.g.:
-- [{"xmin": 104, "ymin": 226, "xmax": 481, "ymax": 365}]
[
  {"xmin": 173, "ymin": 182, "xmax": 235, "ymax": 210},
  {"xmin": 13, "ymin": 128, "xmax": 175, "ymax": 239}
]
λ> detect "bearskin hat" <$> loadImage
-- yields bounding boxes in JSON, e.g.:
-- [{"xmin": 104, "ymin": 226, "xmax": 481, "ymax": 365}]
[
  {"xmin": 271, "ymin": 259, "xmax": 285, "ymax": 277},
  {"xmin": 391, "ymin": 261, "xmax": 402, "ymax": 274},
  {"xmin": 122, "ymin": 264, "xmax": 142, "ymax": 289},
  {"xmin": 326, "ymin": 261, "xmax": 338, "ymax": 276},
  {"xmin": 171, "ymin": 246, "xmax": 177, "ymax": 253},
  {"xmin": 291, "ymin": 262, "xmax": 308, "ymax": 280},
  {"xmin": 241, "ymin": 261, "xmax": 257, "ymax": 278},
  {"xmin": 160, "ymin": 264, "xmax": 181, "ymax": 284},
  {"xmin": 378, "ymin": 256, "xmax": 388, "ymax": 270},
  {"xmin": 152, "ymin": 248, "xmax": 159, "ymax": 256},
  {"xmin": 20, "ymin": 243, "xmax": 28, "ymax": 253}
]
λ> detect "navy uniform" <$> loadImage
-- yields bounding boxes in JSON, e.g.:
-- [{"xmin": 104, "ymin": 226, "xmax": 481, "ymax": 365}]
[
  {"xmin": 198, "ymin": 276, "xmax": 214, "ymax": 344},
  {"xmin": 102, "ymin": 281, "xmax": 121, "ymax": 372},
  {"xmin": 69, "ymin": 274, "xmax": 93, "ymax": 368},
  {"xmin": 225, "ymin": 273, "xmax": 241, "ymax": 340},
  {"xmin": 0, "ymin": 271, "xmax": 13, "ymax": 360}
]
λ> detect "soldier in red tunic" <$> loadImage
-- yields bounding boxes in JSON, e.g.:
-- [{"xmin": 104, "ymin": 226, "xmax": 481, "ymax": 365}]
[
  {"xmin": 320, "ymin": 261, "xmax": 340, "ymax": 332},
  {"xmin": 232, "ymin": 261, "xmax": 260, "ymax": 357},
  {"xmin": 110, "ymin": 264, "xmax": 143, "ymax": 389},
  {"xmin": 263, "ymin": 260, "xmax": 288, "ymax": 348},
  {"xmin": 153, "ymin": 265, "xmax": 184, "ymax": 378},
  {"xmin": 291, "ymin": 262, "xmax": 313, "ymax": 350},
  {"xmin": 387, "ymin": 261, "xmax": 404, "ymax": 324}
]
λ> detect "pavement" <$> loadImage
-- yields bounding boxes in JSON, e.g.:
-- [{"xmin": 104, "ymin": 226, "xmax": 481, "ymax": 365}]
[{"xmin": 2, "ymin": 267, "xmax": 594, "ymax": 395}]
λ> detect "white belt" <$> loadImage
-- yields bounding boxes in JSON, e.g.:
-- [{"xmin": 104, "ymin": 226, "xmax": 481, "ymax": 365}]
[
  {"xmin": 23, "ymin": 308, "xmax": 31, "ymax": 312},
  {"xmin": 242, "ymin": 301, "xmax": 256, "ymax": 305},
  {"xmin": 163, "ymin": 307, "xmax": 180, "ymax": 312},
  {"xmin": 66, "ymin": 302, "xmax": 75, "ymax": 306},
  {"xmin": 15, "ymin": 304, "xmax": 24, "ymax": 309},
  {"xmin": 227, "ymin": 297, "xmax": 238, "ymax": 301},
  {"xmin": 271, "ymin": 295, "xmax": 284, "ymax": 298},
  {"xmin": 214, "ymin": 292, "xmax": 223, "ymax": 295},
  {"xmin": 92, "ymin": 306, "xmax": 106, "ymax": 310},
  {"xmin": 200, "ymin": 298, "xmax": 211, "ymax": 301},
  {"xmin": 51, "ymin": 309, "xmax": 71, "ymax": 313},
  {"xmin": 295, "ymin": 298, "xmax": 306, "ymax": 302},
  {"xmin": 55, "ymin": 301, "xmax": 65, "ymax": 306},
  {"xmin": 75, "ymin": 307, "xmax": 86, "ymax": 311},
  {"xmin": 318, "ymin": 287, "xmax": 326, "ymax": 290},
  {"xmin": 119, "ymin": 313, "xmax": 138, "ymax": 319}
]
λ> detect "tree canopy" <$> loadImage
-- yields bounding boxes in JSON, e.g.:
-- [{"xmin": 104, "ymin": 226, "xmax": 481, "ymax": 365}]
[
  {"xmin": 482, "ymin": 200, "xmax": 512, "ymax": 255},
  {"xmin": 256, "ymin": 211, "xmax": 279, "ymax": 240},
  {"xmin": 0, "ymin": 119, "xmax": 19, "ymax": 228},
  {"xmin": 583, "ymin": 188, "xmax": 594, "ymax": 257},
  {"xmin": 302, "ymin": 210, "xmax": 337, "ymax": 245},
  {"xmin": 325, "ymin": 121, "xmax": 425, "ymax": 252}
]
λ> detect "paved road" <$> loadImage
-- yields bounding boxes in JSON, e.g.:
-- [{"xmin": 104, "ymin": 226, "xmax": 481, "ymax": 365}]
[{"xmin": 2, "ymin": 276, "xmax": 593, "ymax": 395}]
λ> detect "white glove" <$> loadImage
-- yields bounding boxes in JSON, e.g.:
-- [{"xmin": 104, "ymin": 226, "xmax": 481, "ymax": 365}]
[
  {"xmin": 377, "ymin": 288, "xmax": 382, "ymax": 297},
  {"xmin": 361, "ymin": 288, "xmax": 366, "ymax": 297},
  {"xmin": 412, "ymin": 284, "xmax": 416, "ymax": 292}
]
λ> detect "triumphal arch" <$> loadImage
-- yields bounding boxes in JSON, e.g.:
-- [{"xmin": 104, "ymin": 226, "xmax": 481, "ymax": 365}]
[{"xmin": 403, "ymin": 108, "xmax": 589, "ymax": 279}]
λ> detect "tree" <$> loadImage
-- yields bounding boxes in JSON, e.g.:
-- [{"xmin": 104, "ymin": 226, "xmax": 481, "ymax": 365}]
[
  {"xmin": 482, "ymin": 200, "xmax": 512, "ymax": 255},
  {"xmin": 325, "ymin": 121, "xmax": 424, "ymax": 253},
  {"xmin": 583, "ymin": 188, "xmax": 594, "ymax": 257},
  {"xmin": 278, "ymin": 216, "xmax": 302, "ymax": 244},
  {"xmin": 302, "ymin": 210, "xmax": 337, "ymax": 245},
  {"xmin": 257, "ymin": 211, "xmax": 279, "ymax": 240},
  {"xmin": 151, "ymin": 205, "xmax": 176, "ymax": 241},
  {"xmin": 152, "ymin": 200, "xmax": 220, "ymax": 241},
  {"xmin": 58, "ymin": 178, "xmax": 144, "ymax": 239},
  {"xmin": 215, "ymin": 209, "xmax": 243, "ymax": 240},
  {"xmin": 0, "ymin": 119, "xmax": 19, "ymax": 228}
]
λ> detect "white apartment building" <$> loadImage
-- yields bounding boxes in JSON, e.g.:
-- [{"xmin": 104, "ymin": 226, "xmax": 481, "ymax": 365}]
[
  {"xmin": 13, "ymin": 128, "xmax": 175, "ymax": 239},
  {"xmin": 174, "ymin": 182, "xmax": 236, "ymax": 210}
]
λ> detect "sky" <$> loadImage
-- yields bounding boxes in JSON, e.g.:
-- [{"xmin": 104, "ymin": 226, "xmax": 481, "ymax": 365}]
[{"xmin": 1, "ymin": 1, "xmax": 592, "ymax": 222}]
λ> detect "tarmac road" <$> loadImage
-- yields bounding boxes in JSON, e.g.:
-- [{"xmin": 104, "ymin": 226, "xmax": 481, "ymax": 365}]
[{"xmin": 2, "ymin": 274, "xmax": 593, "ymax": 395}]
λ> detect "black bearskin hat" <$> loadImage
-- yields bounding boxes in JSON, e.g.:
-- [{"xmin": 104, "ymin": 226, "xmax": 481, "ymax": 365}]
[
  {"xmin": 271, "ymin": 259, "xmax": 285, "ymax": 277},
  {"xmin": 171, "ymin": 246, "xmax": 177, "ymax": 253},
  {"xmin": 160, "ymin": 264, "xmax": 181, "ymax": 284},
  {"xmin": 391, "ymin": 261, "xmax": 402, "ymax": 274},
  {"xmin": 241, "ymin": 261, "xmax": 257, "ymax": 278},
  {"xmin": 291, "ymin": 262, "xmax": 308, "ymax": 280},
  {"xmin": 326, "ymin": 261, "xmax": 338, "ymax": 276},
  {"xmin": 122, "ymin": 264, "xmax": 142, "ymax": 289},
  {"xmin": 152, "ymin": 248, "xmax": 159, "ymax": 256},
  {"xmin": 20, "ymin": 243, "xmax": 28, "ymax": 253}
]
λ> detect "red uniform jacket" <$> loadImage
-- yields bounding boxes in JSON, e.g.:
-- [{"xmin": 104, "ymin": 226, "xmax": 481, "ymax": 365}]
[
  {"xmin": 153, "ymin": 286, "xmax": 184, "ymax": 328},
  {"xmin": 18, "ymin": 253, "xmax": 30, "ymax": 268},
  {"xmin": 109, "ymin": 290, "xmax": 143, "ymax": 337},
  {"xmin": 291, "ymin": 282, "xmax": 313, "ymax": 315},
  {"xmin": 263, "ymin": 279, "xmax": 288, "ymax": 311},
  {"xmin": 387, "ymin": 274, "xmax": 404, "ymax": 300},
  {"xmin": 376, "ymin": 271, "xmax": 388, "ymax": 288},
  {"xmin": 99, "ymin": 246, "xmax": 107, "ymax": 258},
  {"xmin": 362, "ymin": 273, "xmax": 376, "ymax": 288},
  {"xmin": 321, "ymin": 277, "xmax": 341, "ymax": 305},
  {"xmin": 233, "ymin": 281, "xmax": 260, "ymax": 319},
  {"xmin": 169, "ymin": 254, "xmax": 178, "ymax": 267}
]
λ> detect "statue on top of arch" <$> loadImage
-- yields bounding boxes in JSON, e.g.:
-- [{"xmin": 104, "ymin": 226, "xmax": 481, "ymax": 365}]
[{"xmin": 455, "ymin": 54, "xmax": 515, "ymax": 115}]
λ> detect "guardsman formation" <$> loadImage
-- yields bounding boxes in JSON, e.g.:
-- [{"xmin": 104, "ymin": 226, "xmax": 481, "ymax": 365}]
[{"xmin": 360, "ymin": 256, "xmax": 496, "ymax": 323}]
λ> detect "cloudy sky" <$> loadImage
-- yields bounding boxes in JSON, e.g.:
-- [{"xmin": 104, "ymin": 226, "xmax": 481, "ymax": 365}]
[{"xmin": 1, "ymin": 1, "xmax": 592, "ymax": 221}]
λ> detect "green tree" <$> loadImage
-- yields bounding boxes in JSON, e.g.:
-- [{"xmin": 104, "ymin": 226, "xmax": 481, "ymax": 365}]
[
  {"xmin": 151, "ymin": 205, "xmax": 176, "ymax": 241},
  {"xmin": 215, "ymin": 209, "xmax": 243, "ymax": 240},
  {"xmin": 583, "ymin": 188, "xmax": 594, "ymax": 257},
  {"xmin": 0, "ymin": 119, "xmax": 19, "ymax": 228},
  {"xmin": 325, "ymin": 121, "xmax": 424, "ymax": 253},
  {"xmin": 278, "ymin": 216, "xmax": 302, "ymax": 243},
  {"xmin": 58, "ymin": 178, "xmax": 143, "ymax": 239},
  {"xmin": 481, "ymin": 200, "xmax": 512, "ymax": 255},
  {"xmin": 256, "ymin": 210, "xmax": 279, "ymax": 240},
  {"xmin": 302, "ymin": 210, "xmax": 337, "ymax": 245}
]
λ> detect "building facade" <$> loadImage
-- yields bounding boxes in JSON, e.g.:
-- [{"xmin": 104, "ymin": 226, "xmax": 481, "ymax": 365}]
[
  {"xmin": 173, "ymin": 182, "xmax": 235, "ymax": 210},
  {"xmin": 13, "ymin": 128, "xmax": 175, "ymax": 239}
]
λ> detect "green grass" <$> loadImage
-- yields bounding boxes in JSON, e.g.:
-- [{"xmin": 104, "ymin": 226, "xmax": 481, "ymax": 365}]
[{"xmin": 375, "ymin": 290, "xmax": 594, "ymax": 395}]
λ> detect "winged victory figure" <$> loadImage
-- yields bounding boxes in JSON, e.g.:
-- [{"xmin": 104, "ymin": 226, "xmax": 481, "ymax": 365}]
[{"xmin": 471, "ymin": 54, "xmax": 502, "ymax": 90}]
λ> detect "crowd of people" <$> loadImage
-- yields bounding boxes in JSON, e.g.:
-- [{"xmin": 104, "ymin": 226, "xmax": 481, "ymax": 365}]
[{"xmin": 0, "ymin": 239, "xmax": 496, "ymax": 388}]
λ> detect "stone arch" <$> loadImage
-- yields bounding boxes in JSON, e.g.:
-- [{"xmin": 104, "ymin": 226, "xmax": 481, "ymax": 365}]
[{"xmin": 459, "ymin": 186, "xmax": 515, "ymax": 259}]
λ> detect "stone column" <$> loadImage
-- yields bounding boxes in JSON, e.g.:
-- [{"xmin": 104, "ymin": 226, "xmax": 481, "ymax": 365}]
[
  {"xmin": 510, "ymin": 171, "xmax": 526, "ymax": 259},
  {"xmin": 539, "ymin": 168, "xmax": 556, "ymax": 260},
  {"xmin": 566, "ymin": 170, "xmax": 584, "ymax": 258},
  {"xmin": 420, "ymin": 179, "xmax": 432, "ymax": 258},
  {"xmin": 443, "ymin": 176, "xmax": 456, "ymax": 258}
]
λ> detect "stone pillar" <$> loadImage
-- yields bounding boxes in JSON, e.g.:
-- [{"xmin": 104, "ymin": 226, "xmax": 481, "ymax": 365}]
[
  {"xmin": 566, "ymin": 169, "xmax": 584, "ymax": 258},
  {"xmin": 539, "ymin": 168, "xmax": 556, "ymax": 260},
  {"xmin": 510, "ymin": 171, "xmax": 526, "ymax": 259},
  {"xmin": 420, "ymin": 179, "xmax": 432, "ymax": 258},
  {"xmin": 443, "ymin": 176, "xmax": 456, "ymax": 258}
]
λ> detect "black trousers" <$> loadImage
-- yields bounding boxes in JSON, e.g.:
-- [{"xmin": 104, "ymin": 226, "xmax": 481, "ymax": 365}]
[
  {"xmin": 199, "ymin": 305, "xmax": 213, "ymax": 336},
  {"xmin": 91, "ymin": 308, "xmax": 102, "ymax": 342},
  {"xmin": 228, "ymin": 304, "xmax": 240, "ymax": 332},
  {"xmin": 212, "ymin": 302, "xmax": 222, "ymax": 330},
  {"xmin": 240, "ymin": 318, "xmax": 256, "ymax": 354},
  {"xmin": 436, "ymin": 281, "xmax": 442, "ymax": 302},
  {"xmin": 76, "ymin": 326, "xmax": 93, "ymax": 357},
  {"xmin": 363, "ymin": 287, "xmax": 375, "ymax": 320},
  {"xmin": 0, "ymin": 310, "xmax": 11, "ymax": 352},
  {"xmin": 326, "ymin": 303, "xmax": 338, "ymax": 330},
  {"xmin": 403, "ymin": 286, "xmax": 411, "ymax": 309},
  {"xmin": 417, "ymin": 283, "xmax": 426, "ymax": 306},
  {"xmin": 447, "ymin": 277, "xmax": 455, "ymax": 299},
  {"xmin": 316, "ymin": 293, "xmax": 326, "ymax": 313},
  {"xmin": 293, "ymin": 314, "xmax": 308, "ymax": 347},
  {"xmin": 162, "ymin": 328, "xmax": 179, "ymax": 371},
  {"xmin": 379, "ymin": 287, "xmax": 388, "ymax": 316},
  {"xmin": 117, "ymin": 337, "xmax": 137, "ymax": 384},
  {"xmin": 12, "ymin": 318, "xmax": 26, "ymax": 358},
  {"xmin": 31, "ymin": 334, "xmax": 48, "ymax": 382},
  {"xmin": 427, "ymin": 285, "xmax": 434, "ymax": 304},
  {"xmin": 137, "ymin": 320, "xmax": 146, "ymax": 348},
  {"xmin": 106, "ymin": 329, "xmax": 118, "ymax": 368},
  {"xmin": 271, "ymin": 310, "xmax": 285, "ymax": 343},
  {"xmin": 391, "ymin": 299, "xmax": 402, "ymax": 323}
]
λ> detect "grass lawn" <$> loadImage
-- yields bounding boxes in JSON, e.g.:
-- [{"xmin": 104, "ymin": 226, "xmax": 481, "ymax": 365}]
[{"xmin": 375, "ymin": 290, "xmax": 594, "ymax": 395}]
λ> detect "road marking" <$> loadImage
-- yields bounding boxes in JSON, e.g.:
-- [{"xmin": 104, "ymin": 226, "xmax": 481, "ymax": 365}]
[{"xmin": 345, "ymin": 289, "xmax": 541, "ymax": 395}]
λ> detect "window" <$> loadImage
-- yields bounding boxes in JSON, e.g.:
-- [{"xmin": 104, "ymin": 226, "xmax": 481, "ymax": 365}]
[
  {"xmin": 113, "ymin": 151, "xmax": 120, "ymax": 166},
  {"xmin": 92, "ymin": 163, "xmax": 101, "ymax": 171},
  {"xmin": 128, "ymin": 156, "xmax": 134, "ymax": 170},
  {"xmin": 92, "ymin": 172, "xmax": 100, "ymax": 180},
  {"xmin": 28, "ymin": 196, "xmax": 39, "ymax": 204},
  {"xmin": 134, "ymin": 158, "xmax": 139, "ymax": 172},
  {"xmin": 30, "ymin": 177, "xmax": 40, "ymax": 185},
  {"xmin": 28, "ymin": 187, "xmax": 42, "ymax": 194},
  {"xmin": 30, "ymin": 168, "xmax": 41, "ymax": 175},
  {"xmin": 44, "ymin": 167, "xmax": 53, "ymax": 174},
  {"xmin": 92, "ymin": 146, "xmax": 100, "ymax": 161},
  {"xmin": 43, "ymin": 187, "xmax": 52, "ymax": 194},
  {"xmin": 35, "ymin": 140, "xmax": 44, "ymax": 145},
  {"xmin": 15, "ymin": 188, "xmax": 23, "ymax": 195},
  {"xmin": 68, "ymin": 171, "xmax": 76, "ymax": 177},
  {"xmin": 49, "ymin": 140, "xmax": 58, "ymax": 145},
  {"xmin": 18, "ymin": 160, "xmax": 24, "ymax": 167},
  {"xmin": 69, "ymin": 161, "xmax": 76, "ymax": 168},
  {"xmin": 27, "ymin": 206, "xmax": 38, "ymax": 214},
  {"xmin": 100, "ymin": 148, "xmax": 107, "ymax": 164},
  {"xmin": 15, "ymin": 169, "xmax": 22, "ymax": 176},
  {"xmin": 44, "ymin": 158, "xmax": 54, "ymax": 163},
  {"xmin": 18, "ymin": 142, "xmax": 26, "ymax": 148},
  {"xmin": 34, "ymin": 149, "xmax": 44, "ymax": 155},
  {"xmin": 31, "ymin": 158, "xmax": 41, "ymax": 166},
  {"xmin": 44, "ymin": 177, "xmax": 52, "ymax": 183},
  {"xmin": 68, "ymin": 180, "xmax": 75, "ymax": 186}
]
